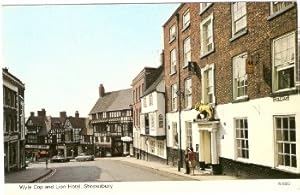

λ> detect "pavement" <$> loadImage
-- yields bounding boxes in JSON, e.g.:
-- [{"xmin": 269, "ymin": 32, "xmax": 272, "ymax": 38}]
[
  {"xmin": 115, "ymin": 156, "xmax": 238, "ymax": 181},
  {"xmin": 4, "ymin": 156, "xmax": 237, "ymax": 183}
]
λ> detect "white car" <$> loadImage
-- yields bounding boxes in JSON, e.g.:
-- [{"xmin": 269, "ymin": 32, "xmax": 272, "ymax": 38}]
[{"xmin": 75, "ymin": 153, "xmax": 95, "ymax": 161}]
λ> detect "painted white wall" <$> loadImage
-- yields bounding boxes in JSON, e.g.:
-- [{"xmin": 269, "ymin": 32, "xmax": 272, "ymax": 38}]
[{"xmin": 216, "ymin": 94, "xmax": 300, "ymax": 173}]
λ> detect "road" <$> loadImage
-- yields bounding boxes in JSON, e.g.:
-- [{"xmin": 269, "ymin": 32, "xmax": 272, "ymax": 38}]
[{"xmin": 41, "ymin": 158, "xmax": 193, "ymax": 182}]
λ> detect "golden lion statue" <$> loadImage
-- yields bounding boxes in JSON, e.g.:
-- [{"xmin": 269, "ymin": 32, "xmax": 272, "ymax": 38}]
[{"xmin": 194, "ymin": 103, "xmax": 214, "ymax": 120}]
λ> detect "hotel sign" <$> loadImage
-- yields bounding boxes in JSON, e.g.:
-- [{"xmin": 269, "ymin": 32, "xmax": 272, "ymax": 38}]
[
  {"xmin": 25, "ymin": 145, "xmax": 49, "ymax": 149},
  {"xmin": 273, "ymin": 95, "xmax": 289, "ymax": 102}
]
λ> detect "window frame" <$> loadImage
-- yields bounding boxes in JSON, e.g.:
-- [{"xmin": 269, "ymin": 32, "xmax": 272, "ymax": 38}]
[
  {"xmin": 171, "ymin": 84, "xmax": 178, "ymax": 111},
  {"xmin": 184, "ymin": 78, "xmax": 192, "ymax": 109},
  {"xmin": 231, "ymin": 2, "xmax": 247, "ymax": 36},
  {"xmin": 199, "ymin": 3, "xmax": 213, "ymax": 15},
  {"xmin": 200, "ymin": 13, "xmax": 214, "ymax": 57},
  {"xmin": 183, "ymin": 37, "xmax": 191, "ymax": 68},
  {"xmin": 274, "ymin": 115, "xmax": 297, "ymax": 170},
  {"xmin": 272, "ymin": 31, "xmax": 296, "ymax": 93},
  {"xmin": 169, "ymin": 24, "xmax": 176, "ymax": 43},
  {"xmin": 270, "ymin": 2, "xmax": 295, "ymax": 16},
  {"xmin": 201, "ymin": 64, "xmax": 215, "ymax": 105},
  {"xmin": 232, "ymin": 52, "xmax": 248, "ymax": 100},
  {"xmin": 234, "ymin": 117, "xmax": 249, "ymax": 160},
  {"xmin": 170, "ymin": 49, "xmax": 177, "ymax": 75},
  {"xmin": 182, "ymin": 9, "xmax": 190, "ymax": 30}
]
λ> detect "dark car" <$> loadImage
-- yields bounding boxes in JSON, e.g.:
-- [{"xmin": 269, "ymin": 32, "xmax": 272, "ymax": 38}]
[{"xmin": 50, "ymin": 155, "xmax": 69, "ymax": 163}]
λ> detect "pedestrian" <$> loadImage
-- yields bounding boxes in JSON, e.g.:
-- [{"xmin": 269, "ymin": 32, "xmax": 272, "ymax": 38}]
[
  {"xmin": 184, "ymin": 147, "xmax": 190, "ymax": 174},
  {"xmin": 188, "ymin": 147, "xmax": 196, "ymax": 175},
  {"xmin": 45, "ymin": 157, "xmax": 48, "ymax": 169}
]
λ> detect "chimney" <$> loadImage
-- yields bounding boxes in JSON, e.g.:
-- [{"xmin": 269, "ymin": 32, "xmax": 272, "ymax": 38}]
[
  {"xmin": 160, "ymin": 50, "xmax": 164, "ymax": 66},
  {"xmin": 30, "ymin": 112, "xmax": 35, "ymax": 117},
  {"xmin": 60, "ymin": 111, "xmax": 67, "ymax": 120},
  {"xmin": 99, "ymin": 84, "xmax": 105, "ymax": 97},
  {"xmin": 75, "ymin": 111, "xmax": 79, "ymax": 118},
  {"xmin": 37, "ymin": 109, "xmax": 46, "ymax": 117}
]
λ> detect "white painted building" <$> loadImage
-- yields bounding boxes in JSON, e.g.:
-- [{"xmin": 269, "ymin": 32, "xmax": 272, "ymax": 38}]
[{"xmin": 140, "ymin": 72, "xmax": 167, "ymax": 161}]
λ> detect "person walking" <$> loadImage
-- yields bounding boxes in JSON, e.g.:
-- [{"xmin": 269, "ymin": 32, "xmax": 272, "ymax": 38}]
[
  {"xmin": 188, "ymin": 147, "xmax": 196, "ymax": 175},
  {"xmin": 184, "ymin": 147, "xmax": 190, "ymax": 174}
]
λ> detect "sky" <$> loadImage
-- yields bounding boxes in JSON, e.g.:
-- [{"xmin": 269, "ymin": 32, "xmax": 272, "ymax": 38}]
[{"xmin": 2, "ymin": 2, "xmax": 179, "ymax": 117}]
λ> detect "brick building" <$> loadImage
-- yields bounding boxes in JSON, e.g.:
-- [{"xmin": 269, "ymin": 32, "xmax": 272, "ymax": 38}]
[
  {"xmin": 163, "ymin": 2, "xmax": 299, "ymax": 177},
  {"xmin": 3, "ymin": 68, "xmax": 26, "ymax": 172},
  {"xmin": 131, "ymin": 65, "xmax": 164, "ymax": 159}
]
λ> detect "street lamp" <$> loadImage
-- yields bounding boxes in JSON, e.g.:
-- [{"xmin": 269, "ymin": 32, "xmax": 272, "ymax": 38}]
[{"xmin": 176, "ymin": 90, "xmax": 184, "ymax": 172}]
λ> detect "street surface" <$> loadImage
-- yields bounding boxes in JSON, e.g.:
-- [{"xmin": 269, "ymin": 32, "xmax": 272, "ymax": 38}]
[{"xmin": 39, "ymin": 158, "xmax": 193, "ymax": 182}]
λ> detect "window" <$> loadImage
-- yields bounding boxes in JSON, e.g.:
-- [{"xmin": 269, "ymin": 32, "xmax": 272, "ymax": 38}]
[
  {"xmin": 232, "ymin": 2, "xmax": 247, "ymax": 35},
  {"xmin": 233, "ymin": 53, "xmax": 248, "ymax": 100},
  {"xmin": 157, "ymin": 141, "xmax": 164, "ymax": 156},
  {"xmin": 200, "ymin": 3, "xmax": 212, "ymax": 14},
  {"xmin": 150, "ymin": 114, "xmax": 155, "ymax": 130},
  {"xmin": 272, "ymin": 32, "xmax": 295, "ymax": 92},
  {"xmin": 185, "ymin": 121, "xmax": 192, "ymax": 148},
  {"xmin": 169, "ymin": 25, "xmax": 176, "ymax": 42},
  {"xmin": 182, "ymin": 10, "xmax": 190, "ymax": 30},
  {"xmin": 200, "ymin": 13, "xmax": 214, "ymax": 56},
  {"xmin": 103, "ymin": 112, "xmax": 107, "ymax": 118},
  {"xmin": 183, "ymin": 37, "xmax": 191, "ymax": 67},
  {"xmin": 158, "ymin": 114, "xmax": 163, "ymax": 128},
  {"xmin": 172, "ymin": 122, "xmax": 178, "ymax": 147},
  {"xmin": 201, "ymin": 64, "xmax": 215, "ymax": 104},
  {"xmin": 275, "ymin": 116, "xmax": 296, "ymax": 168},
  {"xmin": 170, "ymin": 49, "xmax": 177, "ymax": 74},
  {"xmin": 235, "ymin": 118, "xmax": 249, "ymax": 159},
  {"xmin": 171, "ymin": 84, "xmax": 178, "ymax": 111},
  {"xmin": 143, "ymin": 97, "xmax": 147, "ymax": 107},
  {"xmin": 150, "ymin": 140, "xmax": 155, "ymax": 153},
  {"xmin": 184, "ymin": 78, "xmax": 192, "ymax": 108},
  {"xmin": 149, "ymin": 94, "xmax": 153, "ymax": 106},
  {"xmin": 270, "ymin": 2, "xmax": 294, "ymax": 15}
]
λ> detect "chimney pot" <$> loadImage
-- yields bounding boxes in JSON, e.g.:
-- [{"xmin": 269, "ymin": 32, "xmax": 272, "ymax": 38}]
[{"xmin": 99, "ymin": 84, "xmax": 105, "ymax": 97}]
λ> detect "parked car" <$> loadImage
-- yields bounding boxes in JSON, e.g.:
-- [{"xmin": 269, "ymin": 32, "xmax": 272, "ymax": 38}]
[
  {"xmin": 50, "ymin": 155, "xmax": 69, "ymax": 163},
  {"xmin": 75, "ymin": 153, "xmax": 95, "ymax": 161}
]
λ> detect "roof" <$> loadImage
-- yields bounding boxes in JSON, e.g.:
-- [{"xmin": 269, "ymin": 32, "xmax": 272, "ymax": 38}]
[
  {"xmin": 68, "ymin": 117, "xmax": 87, "ymax": 130},
  {"xmin": 25, "ymin": 116, "xmax": 49, "ymax": 136},
  {"xmin": 142, "ymin": 69, "xmax": 164, "ymax": 97},
  {"xmin": 89, "ymin": 88, "xmax": 133, "ymax": 114},
  {"xmin": 162, "ymin": 3, "xmax": 184, "ymax": 27},
  {"xmin": 50, "ymin": 117, "xmax": 65, "ymax": 129}
]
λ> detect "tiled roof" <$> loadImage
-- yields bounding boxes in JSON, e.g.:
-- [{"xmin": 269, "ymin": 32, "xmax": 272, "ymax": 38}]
[
  {"xmin": 143, "ymin": 68, "xmax": 164, "ymax": 97},
  {"xmin": 89, "ymin": 88, "xmax": 132, "ymax": 114},
  {"xmin": 50, "ymin": 117, "xmax": 65, "ymax": 129},
  {"xmin": 68, "ymin": 117, "xmax": 87, "ymax": 130},
  {"xmin": 25, "ymin": 116, "xmax": 49, "ymax": 136}
]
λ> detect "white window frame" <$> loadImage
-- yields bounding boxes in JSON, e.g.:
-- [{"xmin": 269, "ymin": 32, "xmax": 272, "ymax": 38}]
[
  {"xmin": 172, "ymin": 122, "xmax": 178, "ymax": 147},
  {"xmin": 169, "ymin": 25, "xmax": 176, "ymax": 42},
  {"xmin": 231, "ymin": 2, "xmax": 247, "ymax": 35},
  {"xmin": 157, "ymin": 141, "xmax": 164, "ymax": 156},
  {"xmin": 200, "ymin": 13, "xmax": 214, "ymax": 57},
  {"xmin": 200, "ymin": 3, "xmax": 213, "ymax": 14},
  {"xmin": 150, "ymin": 113, "xmax": 155, "ymax": 130},
  {"xmin": 171, "ymin": 84, "xmax": 178, "ymax": 111},
  {"xmin": 184, "ymin": 78, "xmax": 192, "ymax": 109},
  {"xmin": 274, "ymin": 115, "xmax": 297, "ymax": 170},
  {"xmin": 170, "ymin": 49, "xmax": 177, "ymax": 74},
  {"xmin": 201, "ymin": 64, "xmax": 215, "ymax": 104},
  {"xmin": 272, "ymin": 32, "xmax": 296, "ymax": 93},
  {"xmin": 158, "ymin": 114, "xmax": 164, "ymax": 128},
  {"xmin": 235, "ymin": 118, "xmax": 249, "ymax": 160},
  {"xmin": 183, "ymin": 37, "xmax": 191, "ymax": 68},
  {"xmin": 149, "ymin": 140, "xmax": 155, "ymax": 154},
  {"xmin": 149, "ymin": 93, "xmax": 153, "ymax": 106},
  {"xmin": 185, "ymin": 121, "xmax": 192, "ymax": 148},
  {"xmin": 233, "ymin": 52, "xmax": 248, "ymax": 100},
  {"xmin": 143, "ymin": 97, "xmax": 147, "ymax": 107},
  {"xmin": 182, "ymin": 9, "xmax": 190, "ymax": 30},
  {"xmin": 270, "ymin": 2, "xmax": 294, "ymax": 15}
]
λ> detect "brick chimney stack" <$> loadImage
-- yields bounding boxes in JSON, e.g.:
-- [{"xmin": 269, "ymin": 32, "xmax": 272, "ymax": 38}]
[
  {"xmin": 30, "ymin": 112, "xmax": 35, "ymax": 117},
  {"xmin": 60, "ymin": 111, "xmax": 67, "ymax": 120},
  {"xmin": 37, "ymin": 108, "xmax": 46, "ymax": 117},
  {"xmin": 75, "ymin": 111, "xmax": 79, "ymax": 118},
  {"xmin": 99, "ymin": 84, "xmax": 105, "ymax": 98}
]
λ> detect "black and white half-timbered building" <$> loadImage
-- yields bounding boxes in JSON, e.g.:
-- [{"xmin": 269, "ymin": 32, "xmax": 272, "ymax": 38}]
[{"xmin": 89, "ymin": 84, "xmax": 133, "ymax": 157}]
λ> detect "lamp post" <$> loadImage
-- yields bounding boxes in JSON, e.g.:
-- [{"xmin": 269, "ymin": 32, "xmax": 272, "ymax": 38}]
[{"xmin": 176, "ymin": 90, "xmax": 184, "ymax": 172}]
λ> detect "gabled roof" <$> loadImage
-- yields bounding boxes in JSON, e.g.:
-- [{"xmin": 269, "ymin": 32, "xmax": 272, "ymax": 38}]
[
  {"xmin": 25, "ymin": 116, "xmax": 49, "ymax": 136},
  {"xmin": 68, "ymin": 117, "xmax": 87, "ymax": 130},
  {"xmin": 50, "ymin": 117, "xmax": 65, "ymax": 129},
  {"xmin": 142, "ymin": 67, "xmax": 164, "ymax": 97},
  {"xmin": 89, "ymin": 88, "xmax": 132, "ymax": 114}
]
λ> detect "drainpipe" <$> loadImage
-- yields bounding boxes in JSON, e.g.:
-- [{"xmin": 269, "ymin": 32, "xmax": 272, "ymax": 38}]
[{"xmin": 176, "ymin": 13, "xmax": 183, "ymax": 172}]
